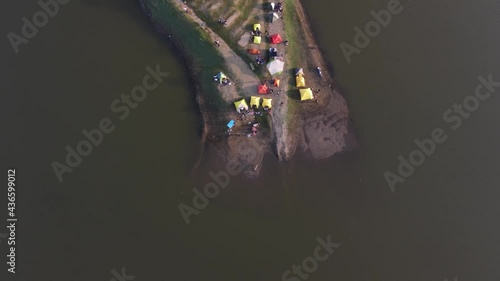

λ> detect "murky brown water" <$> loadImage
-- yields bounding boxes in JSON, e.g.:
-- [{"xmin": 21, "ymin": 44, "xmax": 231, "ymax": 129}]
[{"xmin": 2, "ymin": 0, "xmax": 500, "ymax": 280}]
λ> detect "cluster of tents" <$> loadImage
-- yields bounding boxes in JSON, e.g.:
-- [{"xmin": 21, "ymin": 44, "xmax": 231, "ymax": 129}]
[
  {"xmin": 250, "ymin": 24, "xmax": 285, "ymax": 76},
  {"xmin": 295, "ymin": 68, "xmax": 314, "ymax": 101},
  {"xmin": 234, "ymin": 96, "xmax": 273, "ymax": 113},
  {"xmin": 253, "ymin": 31, "xmax": 283, "ymax": 45}
]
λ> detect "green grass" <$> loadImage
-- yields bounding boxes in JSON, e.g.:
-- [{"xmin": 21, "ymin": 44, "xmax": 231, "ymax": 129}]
[
  {"xmin": 282, "ymin": 0, "xmax": 302, "ymax": 127},
  {"xmin": 144, "ymin": 0, "xmax": 231, "ymax": 130},
  {"xmin": 283, "ymin": 0, "xmax": 300, "ymax": 66}
]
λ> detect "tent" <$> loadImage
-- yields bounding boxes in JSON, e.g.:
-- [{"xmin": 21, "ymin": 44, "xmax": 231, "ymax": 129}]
[
  {"xmin": 234, "ymin": 99, "xmax": 249, "ymax": 112},
  {"xmin": 254, "ymin": 36, "xmax": 262, "ymax": 44},
  {"xmin": 248, "ymin": 48, "xmax": 261, "ymax": 55},
  {"xmin": 273, "ymin": 79, "xmax": 280, "ymax": 87},
  {"xmin": 295, "ymin": 68, "xmax": 304, "ymax": 76},
  {"xmin": 258, "ymin": 84, "xmax": 269, "ymax": 94},
  {"xmin": 214, "ymin": 72, "xmax": 227, "ymax": 84},
  {"xmin": 270, "ymin": 34, "xmax": 283, "ymax": 44},
  {"xmin": 253, "ymin": 24, "xmax": 261, "ymax": 31},
  {"xmin": 227, "ymin": 120, "xmax": 235, "ymax": 129},
  {"xmin": 300, "ymin": 88, "xmax": 314, "ymax": 101},
  {"xmin": 267, "ymin": 58, "xmax": 285, "ymax": 76},
  {"xmin": 296, "ymin": 75, "xmax": 306, "ymax": 87},
  {"xmin": 262, "ymin": 98, "xmax": 273, "ymax": 109},
  {"xmin": 271, "ymin": 12, "xmax": 280, "ymax": 22},
  {"xmin": 250, "ymin": 96, "xmax": 261, "ymax": 108}
]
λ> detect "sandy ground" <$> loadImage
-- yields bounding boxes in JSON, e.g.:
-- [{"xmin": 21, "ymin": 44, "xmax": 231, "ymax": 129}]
[{"xmin": 292, "ymin": 1, "xmax": 358, "ymax": 158}]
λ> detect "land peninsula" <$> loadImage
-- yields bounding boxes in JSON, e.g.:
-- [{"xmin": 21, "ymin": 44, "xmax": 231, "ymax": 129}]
[{"xmin": 139, "ymin": 0, "xmax": 357, "ymax": 177}]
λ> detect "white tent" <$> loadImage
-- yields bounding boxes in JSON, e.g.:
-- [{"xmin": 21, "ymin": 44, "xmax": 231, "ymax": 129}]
[
  {"xmin": 267, "ymin": 58, "xmax": 285, "ymax": 76},
  {"xmin": 271, "ymin": 12, "xmax": 280, "ymax": 22}
]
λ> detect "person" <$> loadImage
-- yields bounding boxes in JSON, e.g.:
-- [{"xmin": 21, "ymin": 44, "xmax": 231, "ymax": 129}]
[{"xmin": 284, "ymin": 40, "xmax": 289, "ymax": 46}]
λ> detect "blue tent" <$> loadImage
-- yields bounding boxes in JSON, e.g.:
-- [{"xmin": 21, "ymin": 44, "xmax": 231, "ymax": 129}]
[{"xmin": 227, "ymin": 120, "xmax": 235, "ymax": 129}]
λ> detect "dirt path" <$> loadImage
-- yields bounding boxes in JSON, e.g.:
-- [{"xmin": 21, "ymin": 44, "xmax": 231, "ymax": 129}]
[{"xmin": 171, "ymin": 0, "xmax": 260, "ymax": 99}]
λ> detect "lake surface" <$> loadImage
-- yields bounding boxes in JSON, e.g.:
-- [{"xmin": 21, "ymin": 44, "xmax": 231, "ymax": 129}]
[{"xmin": 2, "ymin": 0, "xmax": 500, "ymax": 280}]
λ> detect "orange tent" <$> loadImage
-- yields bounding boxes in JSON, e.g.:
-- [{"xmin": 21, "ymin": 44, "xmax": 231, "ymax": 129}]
[
  {"xmin": 270, "ymin": 34, "xmax": 283, "ymax": 44},
  {"xmin": 258, "ymin": 84, "xmax": 269, "ymax": 94},
  {"xmin": 248, "ymin": 48, "xmax": 261, "ymax": 55},
  {"xmin": 273, "ymin": 79, "xmax": 280, "ymax": 87}
]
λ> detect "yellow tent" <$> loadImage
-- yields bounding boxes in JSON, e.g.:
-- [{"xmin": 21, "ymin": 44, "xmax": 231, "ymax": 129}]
[
  {"xmin": 254, "ymin": 36, "xmax": 262, "ymax": 44},
  {"xmin": 234, "ymin": 99, "xmax": 249, "ymax": 112},
  {"xmin": 250, "ymin": 96, "xmax": 261, "ymax": 108},
  {"xmin": 253, "ymin": 24, "xmax": 261, "ymax": 31},
  {"xmin": 299, "ymin": 88, "xmax": 314, "ymax": 101},
  {"xmin": 262, "ymin": 98, "xmax": 273, "ymax": 109},
  {"xmin": 296, "ymin": 75, "xmax": 306, "ymax": 87}
]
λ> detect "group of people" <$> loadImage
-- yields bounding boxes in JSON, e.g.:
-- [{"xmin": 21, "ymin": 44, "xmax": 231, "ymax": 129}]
[
  {"xmin": 253, "ymin": 28, "xmax": 262, "ymax": 37},
  {"xmin": 256, "ymin": 55, "xmax": 265, "ymax": 65},
  {"xmin": 213, "ymin": 75, "xmax": 232, "ymax": 86},
  {"xmin": 273, "ymin": 2, "xmax": 284, "ymax": 13},
  {"xmin": 249, "ymin": 123, "xmax": 260, "ymax": 137},
  {"xmin": 218, "ymin": 18, "xmax": 228, "ymax": 26}
]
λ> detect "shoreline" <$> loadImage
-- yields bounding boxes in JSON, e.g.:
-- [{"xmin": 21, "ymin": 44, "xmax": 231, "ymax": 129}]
[{"xmin": 139, "ymin": 0, "xmax": 358, "ymax": 178}]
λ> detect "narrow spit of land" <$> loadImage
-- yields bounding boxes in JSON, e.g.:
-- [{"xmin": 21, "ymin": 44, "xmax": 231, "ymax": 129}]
[{"xmin": 140, "ymin": 0, "xmax": 357, "ymax": 178}]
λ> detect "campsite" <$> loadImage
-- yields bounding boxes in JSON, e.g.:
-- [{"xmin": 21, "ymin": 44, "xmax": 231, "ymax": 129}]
[{"xmin": 142, "ymin": 0, "xmax": 355, "ymax": 177}]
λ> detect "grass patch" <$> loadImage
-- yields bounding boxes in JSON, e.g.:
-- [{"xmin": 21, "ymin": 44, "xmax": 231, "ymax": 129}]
[
  {"xmin": 144, "ymin": 0, "xmax": 231, "ymax": 130},
  {"xmin": 282, "ymin": 0, "xmax": 302, "ymax": 128}
]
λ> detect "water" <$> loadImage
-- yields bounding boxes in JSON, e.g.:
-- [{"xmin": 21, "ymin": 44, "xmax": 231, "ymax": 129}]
[{"xmin": 2, "ymin": 0, "xmax": 500, "ymax": 280}]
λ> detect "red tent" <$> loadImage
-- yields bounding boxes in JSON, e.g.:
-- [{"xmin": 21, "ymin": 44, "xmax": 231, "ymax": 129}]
[
  {"xmin": 258, "ymin": 84, "xmax": 269, "ymax": 94},
  {"xmin": 270, "ymin": 34, "xmax": 283, "ymax": 44}
]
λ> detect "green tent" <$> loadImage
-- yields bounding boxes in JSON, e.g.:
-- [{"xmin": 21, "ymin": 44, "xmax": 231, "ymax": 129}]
[{"xmin": 214, "ymin": 72, "xmax": 227, "ymax": 84}]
